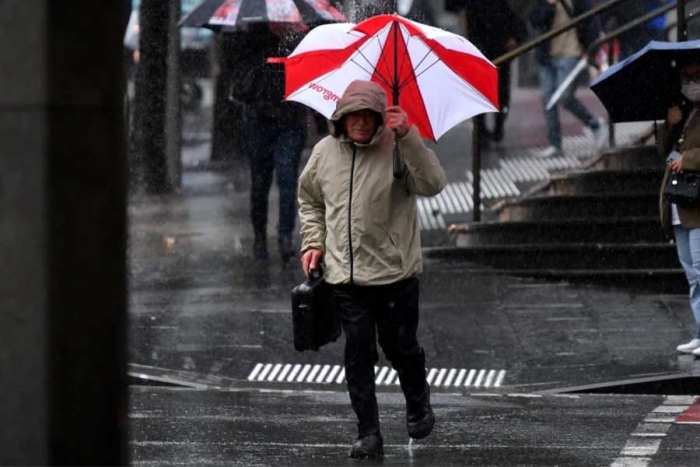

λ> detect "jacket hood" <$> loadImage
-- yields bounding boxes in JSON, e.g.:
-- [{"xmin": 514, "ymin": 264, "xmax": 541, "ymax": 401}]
[{"xmin": 328, "ymin": 80, "xmax": 388, "ymax": 140}]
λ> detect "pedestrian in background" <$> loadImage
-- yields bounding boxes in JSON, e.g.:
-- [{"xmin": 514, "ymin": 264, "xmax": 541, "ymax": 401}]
[
  {"xmin": 658, "ymin": 59, "xmax": 700, "ymax": 356},
  {"xmin": 298, "ymin": 80, "xmax": 446, "ymax": 459},
  {"xmin": 445, "ymin": 0, "xmax": 527, "ymax": 144},
  {"xmin": 230, "ymin": 28, "xmax": 307, "ymax": 263},
  {"xmin": 530, "ymin": 0, "xmax": 607, "ymax": 158}
]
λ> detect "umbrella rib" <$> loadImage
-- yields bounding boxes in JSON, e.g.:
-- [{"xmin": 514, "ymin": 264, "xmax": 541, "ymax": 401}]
[
  {"xmin": 396, "ymin": 33, "xmax": 415, "ymax": 93},
  {"xmin": 349, "ymin": 57, "xmax": 391, "ymax": 88},
  {"xmin": 358, "ymin": 27, "xmax": 393, "ymax": 90},
  {"xmin": 398, "ymin": 47, "xmax": 440, "ymax": 91}
]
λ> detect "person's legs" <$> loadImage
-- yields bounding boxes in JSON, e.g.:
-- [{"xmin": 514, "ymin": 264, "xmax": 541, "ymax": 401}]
[
  {"xmin": 539, "ymin": 61, "xmax": 562, "ymax": 150},
  {"xmin": 246, "ymin": 118, "xmax": 275, "ymax": 259},
  {"xmin": 374, "ymin": 278, "xmax": 434, "ymax": 439},
  {"xmin": 687, "ymin": 227, "xmax": 700, "ymax": 338},
  {"xmin": 555, "ymin": 57, "xmax": 598, "ymax": 126},
  {"xmin": 273, "ymin": 123, "xmax": 306, "ymax": 263},
  {"xmin": 674, "ymin": 226, "xmax": 700, "ymax": 350},
  {"xmin": 332, "ymin": 285, "xmax": 381, "ymax": 439},
  {"xmin": 555, "ymin": 57, "xmax": 608, "ymax": 149}
]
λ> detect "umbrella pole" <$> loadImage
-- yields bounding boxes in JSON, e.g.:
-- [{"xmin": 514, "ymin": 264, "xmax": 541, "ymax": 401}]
[{"xmin": 392, "ymin": 20, "xmax": 404, "ymax": 179}]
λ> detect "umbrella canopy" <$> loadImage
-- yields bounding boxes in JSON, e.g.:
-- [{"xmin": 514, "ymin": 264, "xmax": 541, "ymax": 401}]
[
  {"xmin": 179, "ymin": 0, "xmax": 346, "ymax": 31},
  {"xmin": 590, "ymin": 39, "xmax": 700, "ymax": 123},
  {"xmin": 273, "ymin": 14, "xmax": 499, "ymax": 141}
]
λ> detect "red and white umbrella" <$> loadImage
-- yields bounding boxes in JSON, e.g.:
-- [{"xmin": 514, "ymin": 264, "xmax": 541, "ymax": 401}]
[
  {"xmin": 179, "ymin": 0, "xmax": 346, "ymax": 30},
  {"xmin": 273, "ymin": 14, "xmax": 499, "ymax": 141}
]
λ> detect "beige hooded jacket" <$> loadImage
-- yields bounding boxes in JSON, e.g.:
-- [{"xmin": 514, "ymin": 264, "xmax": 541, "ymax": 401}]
[{"xmin": 298, "ymin": 80, "xmax": 446, "ymax": 286}]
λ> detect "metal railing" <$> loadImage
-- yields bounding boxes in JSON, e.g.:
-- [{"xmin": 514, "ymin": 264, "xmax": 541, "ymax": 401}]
[{"xmin": 469, "ymin": 0, "xmax": 689, "ymax": 222}]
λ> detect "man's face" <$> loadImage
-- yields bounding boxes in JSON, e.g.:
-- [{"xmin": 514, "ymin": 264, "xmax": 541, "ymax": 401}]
[{"xmin": 344, "ymin": 109, "xmax": 380, "ymax": 144}]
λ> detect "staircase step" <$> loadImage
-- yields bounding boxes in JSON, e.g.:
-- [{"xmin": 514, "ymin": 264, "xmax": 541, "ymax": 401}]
[
  {"xmin": 449, "ymin": 218, "xmax": 665, "ymax": 246},
  {"xmin": 516, "ymin": 268, "xmax": 685, "ymax": 294},
  {"xmin": 425, "ymin": 243, "xmax": 678, "ymax": 271},
  {"xmin": 423, "ymin": 264, "xmax": 686, "ymax": 295},
  {"xmin": 585, "ymin": 145, "xmax": 663, "ymax": 171},
  {"xmin": 547, "ymin": 168, "xmax": 663, "ymax": 195},
  {"xmin": 511, "ymin": 268, "xmax": 686, "ymax": 294},
  {"xmin": 497, "ymin": 193, "xmax": 658, "ymax": 222}
]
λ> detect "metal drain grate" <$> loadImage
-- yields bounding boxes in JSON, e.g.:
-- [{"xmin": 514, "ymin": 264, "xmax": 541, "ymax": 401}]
[{"xmin": 247, "ymin": 363, "xmax": 506, "ymax": 388}]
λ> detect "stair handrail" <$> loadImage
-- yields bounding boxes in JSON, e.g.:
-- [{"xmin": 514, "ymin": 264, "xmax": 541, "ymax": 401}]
[
  {"xmin": 470, "ymin": 0, "xmax": 688, "ymax": 224},
  {"xmin": 543, "ymin": 1, "xmax": 678, "ymax": 146},
  {"xmin": 471, "ymin": 0, "xmax": 633, "ymax": 223},
  {"xmin": 493, "ymin": 0, "xmax": 635, "ymax": 67}
]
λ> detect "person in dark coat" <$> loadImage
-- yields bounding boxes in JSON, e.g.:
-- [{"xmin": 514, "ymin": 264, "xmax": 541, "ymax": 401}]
[
  {"xmin": 230, "ymin": 29, "xmax": 307, "ymax": 263},
  {"xmin": 445, "ymin": 0, "xmax": 527, "ymax": 143}
]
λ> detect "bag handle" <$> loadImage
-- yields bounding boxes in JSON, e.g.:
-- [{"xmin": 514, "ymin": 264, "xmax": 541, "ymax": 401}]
[{"xmin": 308, "ymin": 267, "xmax": 324, "ymax": 282}]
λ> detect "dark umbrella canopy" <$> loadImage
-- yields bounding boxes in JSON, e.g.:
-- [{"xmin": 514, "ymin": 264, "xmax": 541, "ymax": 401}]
[
  {"xmin": 179, "ymin": 0, "xmax": 346, "ymax": 31},
  {"xmin": 590, "ymin": 39, "xmax": 700, "ymax": 123}
]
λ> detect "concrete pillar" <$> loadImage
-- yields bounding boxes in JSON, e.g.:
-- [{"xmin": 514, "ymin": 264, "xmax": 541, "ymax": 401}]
[{"xmin": 0, "ymin": 1, "xmax": 127, "ymax": 465}]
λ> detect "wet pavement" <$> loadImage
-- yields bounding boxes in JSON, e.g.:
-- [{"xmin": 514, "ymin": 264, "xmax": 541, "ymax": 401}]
[
  {"xmin": 130, "ymin": 387, "xmax": 700, "ymax": 466},
  {"xmin": 127, "ymin": 84, "xmax": 700, "ymax": 466}
]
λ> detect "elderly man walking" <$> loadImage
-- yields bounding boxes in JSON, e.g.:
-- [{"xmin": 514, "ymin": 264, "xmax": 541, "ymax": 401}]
[{"xmin": 298, "ymin": 80, "xmax": 446, "ymax": 459}]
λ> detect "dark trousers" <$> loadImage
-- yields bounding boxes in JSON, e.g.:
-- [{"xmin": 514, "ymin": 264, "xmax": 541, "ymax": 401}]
[
  {"xmin": 331, "ymin": 278, "xmax": 427, "ymax": 437},
  {"xmin": 244, "ymin": 116, "xmax": 306, "ymax": 238}
]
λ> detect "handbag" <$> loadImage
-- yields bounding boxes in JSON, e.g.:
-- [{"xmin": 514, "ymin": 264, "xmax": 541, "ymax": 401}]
[
  {"xmin": 664, "ymin": 171, "xmax": 700, "ymax": 206},
  {"xmin": 291, "ymin": 267, "xmax": 341, "ymax": 352}
]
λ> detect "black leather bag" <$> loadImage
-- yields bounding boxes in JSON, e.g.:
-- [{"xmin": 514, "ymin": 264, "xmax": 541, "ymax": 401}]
[
  {"xmin": 664, "ymin": 172, "xmax": 700, "ymax": 206},
  {"xmin": 291, "ymin": 268, "xmax": 341, "ymax": 352}
]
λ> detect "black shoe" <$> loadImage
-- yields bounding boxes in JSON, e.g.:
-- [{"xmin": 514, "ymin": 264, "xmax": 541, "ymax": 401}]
[
  {"xmin": 407, "ymin": 384, "xmax": 435, "ymax": 439},
  {"xmin": 348, "ymin": 433, "xmax": 384, "ymax": 459},
  {"xmin": 253, "ymin": 236, "xmax": 268, "ymax": 261},
  {"xmin": 278, "ymin": 235, "xmax": 295, "ymax": 264}
]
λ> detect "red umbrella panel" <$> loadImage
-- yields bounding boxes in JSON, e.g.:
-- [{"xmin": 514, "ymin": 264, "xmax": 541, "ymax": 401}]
[{"xmin": 275, "ymin": 14, "xmax": 499, "ymax": 141}]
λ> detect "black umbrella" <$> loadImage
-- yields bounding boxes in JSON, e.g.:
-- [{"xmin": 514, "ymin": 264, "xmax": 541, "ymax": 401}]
[
  {"xmin": 179, "ymin": 0, "xmax": 346, "ymax": 31},
  {"xmin": 590, "ymin": 39, "xmax": 700, "ymax": 123}
]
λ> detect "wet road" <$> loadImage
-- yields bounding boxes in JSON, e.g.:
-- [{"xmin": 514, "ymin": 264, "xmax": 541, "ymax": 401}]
[{"xmin": 130, "ymin": 387, "xmax": 700, "ymax": 466}]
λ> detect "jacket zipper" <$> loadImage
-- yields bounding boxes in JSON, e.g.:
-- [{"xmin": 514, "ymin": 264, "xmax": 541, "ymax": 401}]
[{"xmin": 348, "ymin": 145, "xmax": 357, "ymax": 284}]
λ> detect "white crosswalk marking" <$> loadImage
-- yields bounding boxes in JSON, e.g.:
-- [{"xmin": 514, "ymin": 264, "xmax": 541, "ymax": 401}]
[
  {"xmin": 443, "ymin": 368, "xmax": 457, "ymax": 387},
  {"xmin": 464, "ymin": 369, "xmax": 477, "ymax": 387},
  {"xmin": 474, "ymin": 369, "xmax": 487, "ymax": 387},
  {"xmin": 247, "ymin": 363, "xmax": 264, "ymax": 381},
  {"xmin": 375, "ymin": 366, "xmax": 389, "ymax": 385},
  {"xmin": 305, "ymin": 364, "xmax": 321, "ymax": 383},
  {"xmin": 287, "ymin": 364, "xmax": 301, "ymax": 382},
  {"xmin": 258, "ymin": 364, "xmax": 273, "ymax": 381},
  {"xmin": 247, "ymin": 364, "xmax": 506, "ymax": 388},
  {"xmin": 277, "ymin": 364, "xmax": 292, "ymax": 382},
  {"xmin": 267, "ymin": 364, "xmax": 282, "ymax": 382},
  {"xmin": 434, "ymin": 368, "xmax": 448, "ymax": 386},
  {"xmin": 325, "ymin": 364, "xmax": 341, "ymax": 383},
  {"xmin": 296, "ymin": 365, "xmax": 311, "ymax": 382},
  {"xmin": 316, "ymin": 365, "xmax": 331, "ymax": 383}
]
